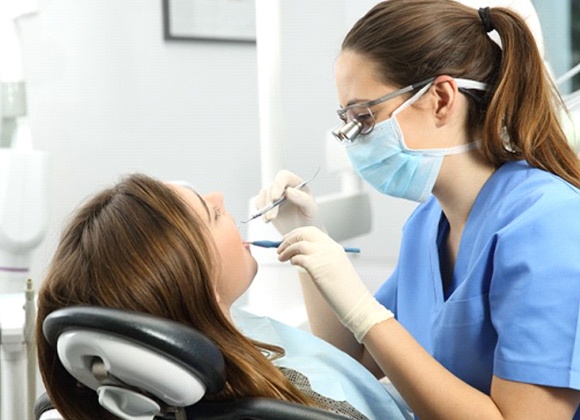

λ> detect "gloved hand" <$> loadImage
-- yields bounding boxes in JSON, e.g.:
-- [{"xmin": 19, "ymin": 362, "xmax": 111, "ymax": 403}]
[
  {"xmin": 253, "ymin": 170, "xmax": 324, "ymax": 235},
  {"xmin": 277, "ymin": 226, "xmax": 394, "ymax": 342}
]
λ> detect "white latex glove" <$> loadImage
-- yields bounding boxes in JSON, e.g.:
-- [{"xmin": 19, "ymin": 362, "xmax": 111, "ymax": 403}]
[
  {"xmin": 253, "ymin": 170, "xmax": 324, "ymax": 235},
  {"xmin": 277, "ymin": 226, "xmax": 394, "ymax": 342}
]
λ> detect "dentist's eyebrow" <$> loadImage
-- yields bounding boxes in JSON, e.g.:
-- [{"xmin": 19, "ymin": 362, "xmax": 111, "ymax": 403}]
[{"xmin": 344, "ymin": 98, "xmax": 370, "ymax": 107}]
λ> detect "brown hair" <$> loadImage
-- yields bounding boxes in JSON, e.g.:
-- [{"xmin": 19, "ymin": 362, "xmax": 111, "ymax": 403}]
[
  {"xmin": 36, "ymin": 174, "xmax": 316, "ymax": 419},
  {"xmin": 342, "ymin": 0, "xmax": 580, "ymax": 187}
]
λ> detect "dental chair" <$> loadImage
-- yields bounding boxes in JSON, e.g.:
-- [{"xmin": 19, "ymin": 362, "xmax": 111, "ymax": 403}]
[{"xmin": 35, "ymin": 306, "xmax": 350, "ymax": 420}]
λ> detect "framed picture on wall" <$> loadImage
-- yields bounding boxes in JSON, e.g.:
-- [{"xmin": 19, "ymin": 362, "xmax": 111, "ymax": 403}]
[{"xmin": 162, "ymin": 0, "xmax": 256, "ymax": 43}]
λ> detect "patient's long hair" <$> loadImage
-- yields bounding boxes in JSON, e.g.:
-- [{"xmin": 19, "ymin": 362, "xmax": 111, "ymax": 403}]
[{"xmin": 36, "ymin": 174, "xmax": 316, "ymax": 419}]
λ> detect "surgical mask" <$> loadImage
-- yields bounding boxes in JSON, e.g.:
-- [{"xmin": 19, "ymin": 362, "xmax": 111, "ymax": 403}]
[{"xmin": 345, "ymin": 80, "xmax": 485, "ymax": 202}]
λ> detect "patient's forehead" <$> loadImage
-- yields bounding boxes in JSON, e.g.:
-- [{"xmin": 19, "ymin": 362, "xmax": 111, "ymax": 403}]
[{"xmin": 164, "ymin": 182, "xmax": 210, "ymax": 223}]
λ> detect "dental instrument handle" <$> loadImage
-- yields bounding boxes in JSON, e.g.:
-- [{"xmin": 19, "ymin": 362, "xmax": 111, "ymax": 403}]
[
  {"xmin": 243, "ymin": 167, "xmax": 321, "ymax": 223},
  {"xmin": 247, "ymin": 240, "xmax": 360, "ymax": 253},
  {"xmin": 244, "ymin": 179, "xmax": 309, "ymax": 223}
]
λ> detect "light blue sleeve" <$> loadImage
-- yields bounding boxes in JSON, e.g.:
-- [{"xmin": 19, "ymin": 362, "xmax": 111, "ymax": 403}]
[
  {"xmin": 491, "ymin": 196, "xmax": 580, "ymax": 389},
  {"xmin": 374, "ymin": 264, "xmax": 399, "ymax": 316},
  {"xmin": 232, "ymin": 308, "xmax": 408, "ymax": 420}
]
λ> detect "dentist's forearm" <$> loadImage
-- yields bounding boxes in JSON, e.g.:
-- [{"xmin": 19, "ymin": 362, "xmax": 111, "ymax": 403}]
[
  {"xmin": 299, "ymin": 269, "xmax": 359, "ymax": 353},
  {"xmin": 298, "ymin": 269, "xmax": 383, "ymax": 377},
  {"xmin": 363, "ymin": 320, "xmax": 507, "ymax": 420},
  {"xmin": 299, "ymin": 288, "xmax": 580, "ymax": 420}
]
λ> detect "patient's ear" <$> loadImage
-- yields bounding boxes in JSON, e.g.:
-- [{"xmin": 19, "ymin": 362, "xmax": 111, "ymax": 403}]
[
  {"xmin": 214, "ymin": 288, "xmax": 232, "ymax": 321},
  {"xmin": 214, "ymin": 287, "xmax": 222, "ymax": 304}
]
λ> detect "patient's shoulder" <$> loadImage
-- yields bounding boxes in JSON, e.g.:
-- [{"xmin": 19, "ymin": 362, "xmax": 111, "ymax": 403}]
[{"xmin": 231, "ymin": 308, "xmax": 408, "ymax": 420}]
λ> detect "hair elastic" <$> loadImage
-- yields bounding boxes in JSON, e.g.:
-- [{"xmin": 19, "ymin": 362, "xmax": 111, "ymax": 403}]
[{"xmin": 478, "ymin": 7, "xmax": 494, "ymax": 33}]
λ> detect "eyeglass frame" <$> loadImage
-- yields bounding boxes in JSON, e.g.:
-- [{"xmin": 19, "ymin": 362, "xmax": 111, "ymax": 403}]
[{"xmin": 333, "ymin": 77, "xmax": 436, "ymax": 143}]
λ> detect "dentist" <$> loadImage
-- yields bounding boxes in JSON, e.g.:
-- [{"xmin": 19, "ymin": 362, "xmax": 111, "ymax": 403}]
[{"xmin": 256, "ymin": 1, "xmax": 580, "ymax": 419}]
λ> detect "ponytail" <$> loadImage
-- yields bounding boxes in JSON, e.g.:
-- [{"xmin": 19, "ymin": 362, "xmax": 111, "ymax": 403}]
[{"xmin": 482, "ymin": 7, "xmax": 580, "ymax": 187}]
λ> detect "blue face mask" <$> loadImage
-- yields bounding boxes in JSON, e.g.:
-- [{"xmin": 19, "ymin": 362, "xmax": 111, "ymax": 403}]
[{"xmin": 345, "ymin": 81, "xmax": 481, "ymax": 202}]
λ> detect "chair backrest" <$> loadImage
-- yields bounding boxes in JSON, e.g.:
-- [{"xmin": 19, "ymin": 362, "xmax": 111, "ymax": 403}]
[
  {"xmin": 34, "ymin": 392, "xmax": 61, "ymax": 420},
  {"xmin": 186, "ymin": 398, "xmax": 354, "ymax": 420},
  {"xmin": 40, "ymin": 306, "xmax": 351, "ymax": 420}
]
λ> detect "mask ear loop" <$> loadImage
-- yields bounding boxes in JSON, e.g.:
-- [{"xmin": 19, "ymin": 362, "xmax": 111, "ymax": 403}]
[
  {"xmin": 392, "ymin": 82, "xmax": 433, "ymax": 118},
  {"xmin": 393, "ymin": 79, "xmax": 489, "ymax": 115},
  {"xmin": 393, "ymin": 79, "xmax": 486, "ymax": 155}
]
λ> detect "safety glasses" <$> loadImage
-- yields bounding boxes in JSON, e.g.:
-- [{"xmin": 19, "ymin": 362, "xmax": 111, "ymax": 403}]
[{"xmin": 332, "ymin": 77, "xmax": 435, "ymax": 143}]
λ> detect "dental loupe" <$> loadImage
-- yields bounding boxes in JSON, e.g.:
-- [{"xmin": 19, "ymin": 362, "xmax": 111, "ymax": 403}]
[{"xmin": 331, "ymin": 120, "xmax": 362, "ymax": 143}]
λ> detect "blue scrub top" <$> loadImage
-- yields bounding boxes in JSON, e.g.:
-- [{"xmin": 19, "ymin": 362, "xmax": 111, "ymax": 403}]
[{"xmin": 375, "ymin": 161, "xmax": 580, "ymax": 417}]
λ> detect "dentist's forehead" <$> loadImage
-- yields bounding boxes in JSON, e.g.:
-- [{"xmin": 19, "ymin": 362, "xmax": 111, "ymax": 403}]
[{"xmin": 336, "ymin": 51, "xmax": 386, "ymax": 108}]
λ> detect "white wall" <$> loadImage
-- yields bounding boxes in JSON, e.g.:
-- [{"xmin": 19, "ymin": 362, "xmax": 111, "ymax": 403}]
[
  {"xmin": 20, "ymin": 0, "xmax": 262, "ymax": 283},
  {"xmin": 17, "ymin": 0, "xmax": 414, "ymax": 319}
]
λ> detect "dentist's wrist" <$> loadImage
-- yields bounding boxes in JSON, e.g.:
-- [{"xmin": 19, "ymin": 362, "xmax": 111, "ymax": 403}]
[{"xmin": 342, "ymin": 292, "xmax": 394, "ymax": 343}]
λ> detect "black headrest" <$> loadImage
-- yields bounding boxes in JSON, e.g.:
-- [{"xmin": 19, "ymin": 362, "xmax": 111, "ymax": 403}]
[{"xmin": 43, "ymin": 306, "xmax": 226, "ymax": 394}]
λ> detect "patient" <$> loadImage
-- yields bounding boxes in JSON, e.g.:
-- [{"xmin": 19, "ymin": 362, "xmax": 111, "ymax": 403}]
[{"xmin": 36, "ymin": 173, "xmax": 406, "ymax": 420}]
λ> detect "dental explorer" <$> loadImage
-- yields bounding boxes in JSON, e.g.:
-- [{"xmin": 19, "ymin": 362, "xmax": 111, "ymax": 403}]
[{"xmin": 242, "ymin": 167, "xmax": 321, "ymax": 223}]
